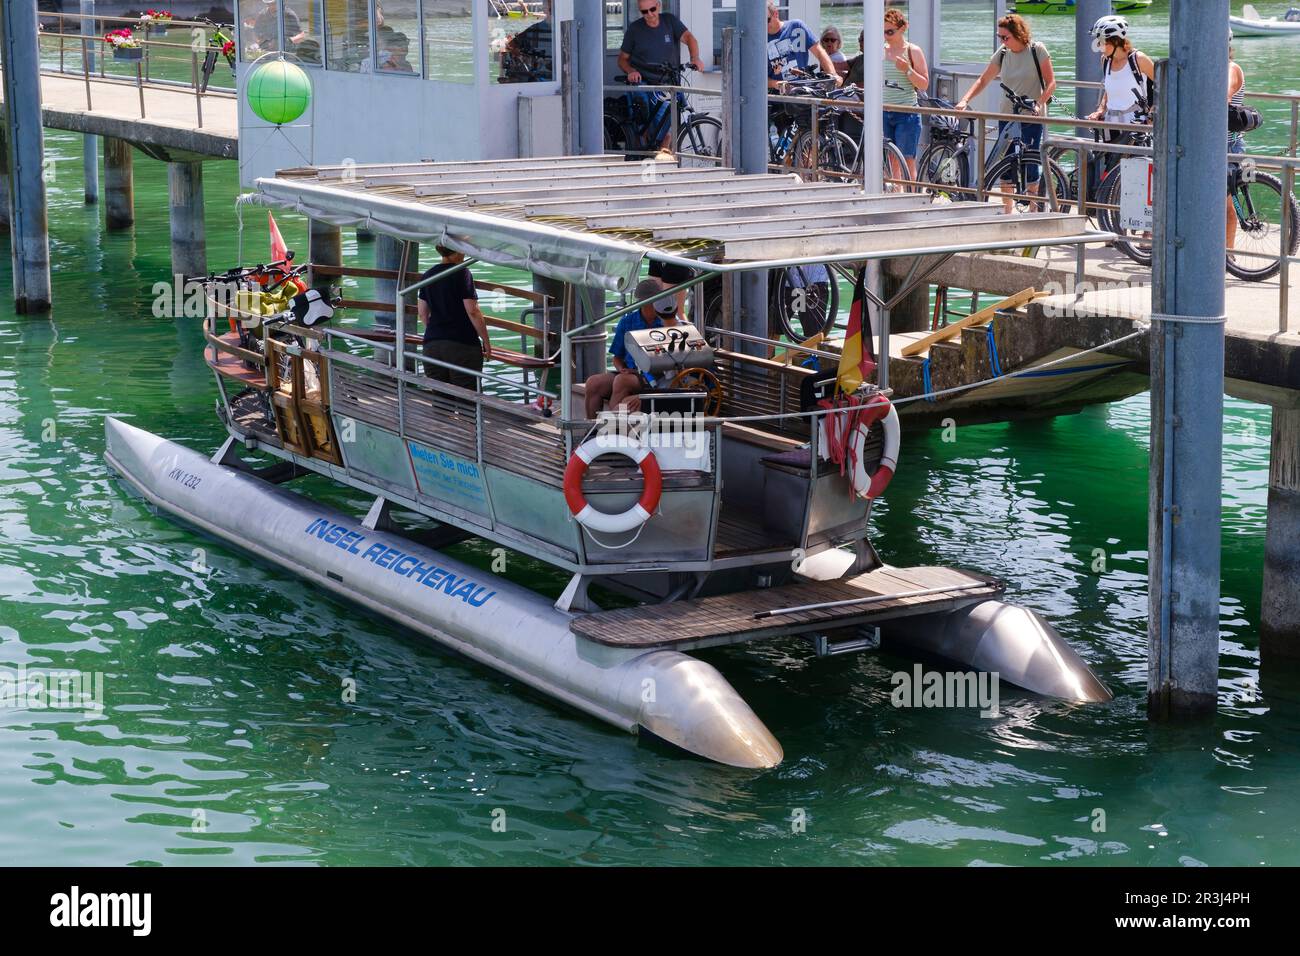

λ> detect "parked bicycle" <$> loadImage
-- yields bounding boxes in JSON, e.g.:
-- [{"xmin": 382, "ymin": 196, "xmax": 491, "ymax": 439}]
[
  {"xmin": 603, "ymin": 63, "xmax": 721, "ymax": 166},
  {"xmin": 194, "ymin": 17, "xmax": 236, "ymax": 93},
  {"xmin": 1225, "ymin": 158, "xmax": 1299, "ymax": 281},
  {"xmin": 919, "ymin": 84, "xmax": 1069, "ymax": 212}
]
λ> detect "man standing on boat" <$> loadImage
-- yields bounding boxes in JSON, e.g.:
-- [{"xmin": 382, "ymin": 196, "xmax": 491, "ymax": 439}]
[
  {"xmin": 418, "ymin": 245, "xmax": 492, "ymax": 392},
  {"xmin": 584, "ymin": 278, "xmax": 679, "ymax": 419},
  {"xmin": 619, "ymin": 2, "xmax": 706, "ymax": 154}
]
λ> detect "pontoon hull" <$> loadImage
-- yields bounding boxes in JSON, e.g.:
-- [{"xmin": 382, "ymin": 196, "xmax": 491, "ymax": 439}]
[
  {"xmin": 103, "ymin": 417, "xmax": 783, "ymax": 769},
  {"xmin": 881, "ymin": 601, "xmax": 1113, "ymax": 703}
]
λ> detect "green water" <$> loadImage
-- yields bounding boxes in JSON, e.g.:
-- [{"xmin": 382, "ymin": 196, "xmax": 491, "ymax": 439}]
[{"xmin": 3, "ymin": 6, "xmax": 1300, "ymax": 867}]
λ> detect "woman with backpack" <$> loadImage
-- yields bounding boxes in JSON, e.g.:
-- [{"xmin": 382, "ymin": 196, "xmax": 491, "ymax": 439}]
[
  {"xmin": 1085, "ymin": 16, "xmax": 1156, "ymax": 127},
  {"xmin": 954, "ymin": 14, "xmax": 1056, "ymax": 211},
  {"xmin": 1227, "ymin": 28, "xmax": 1248, "ymax": 259}
]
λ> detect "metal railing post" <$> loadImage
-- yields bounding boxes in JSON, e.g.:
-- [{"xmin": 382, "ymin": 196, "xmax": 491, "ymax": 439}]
[
  {"xmin": 810, "ymin": 100, "xmax": 820, "ymax": 181},
  {"xmin": 975, "ymin": 115, "xmax": 987, "ymax": 203},
  {"xmin": 81, "ymin": 36, "xmax": 92, "ymax": 110},
  {"xmin": 192, "ymin": 50, "xmax": 203, "ymax": 128},
  {"xmin": 1282, "ymin": 163, "xmax": 1293, "ymax": 333}
]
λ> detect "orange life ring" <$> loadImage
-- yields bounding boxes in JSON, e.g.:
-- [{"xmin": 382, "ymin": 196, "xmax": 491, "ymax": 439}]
[{"xmin": 564, "ymin": 436, "xmax": 662, "ymax": 534}]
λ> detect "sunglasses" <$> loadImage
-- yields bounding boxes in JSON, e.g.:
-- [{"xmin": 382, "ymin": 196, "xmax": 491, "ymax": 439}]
[
  {"xmin": 997, "ymin": 32, "xmax": 1012, "ymax": 41},
  {"xmin": 639, "ymin": 5, "xmax": 658, "ymax": 14},
  {"xmin": 823, "ymin": 37, "xmax": 841, "ymax": 45},
  {"xmin": 884, "ymin": 28, "xmax": 898, "ymax": 36}
]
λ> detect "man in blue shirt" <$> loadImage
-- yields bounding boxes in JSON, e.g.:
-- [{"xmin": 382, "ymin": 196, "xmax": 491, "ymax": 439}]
[
  {"xmin": 584, "ymin": 278, "xmax": 679, "ymax": 419},
  {"xmin": 765, "ymin": 1, "xmax": 840, "ymax": 89}
]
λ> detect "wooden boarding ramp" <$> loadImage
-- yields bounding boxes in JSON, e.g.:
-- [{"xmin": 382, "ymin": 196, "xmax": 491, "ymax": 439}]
[{"xmin": 570, "ymin": 566, "xmax": 1003, "ymax": 652}]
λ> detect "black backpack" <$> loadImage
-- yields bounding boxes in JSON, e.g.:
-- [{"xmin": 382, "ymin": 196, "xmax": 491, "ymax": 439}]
[{"xmin": 1228, "ymin": 103, "xmax": 1263, "ymax": 134}]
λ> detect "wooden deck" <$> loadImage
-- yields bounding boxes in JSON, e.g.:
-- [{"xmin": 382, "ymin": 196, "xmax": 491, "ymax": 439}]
[{"xmin": 570, "ymin": 565, "xmax": 1004, "ymax": 651}]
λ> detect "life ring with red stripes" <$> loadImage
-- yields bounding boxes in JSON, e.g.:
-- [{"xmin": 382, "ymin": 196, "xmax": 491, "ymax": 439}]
[
  {"xmin": 563, "ymin": 436, "xmax": 662, "ymax": 534},
  {"xmin": 850, "ymin": 395, "xmax": 900, "ymax": 500}
]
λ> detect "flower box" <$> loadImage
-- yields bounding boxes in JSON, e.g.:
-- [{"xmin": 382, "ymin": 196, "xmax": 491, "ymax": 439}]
[{"xmin": 113, "ymin": 47, "xmax": 144, "ymax": 61}]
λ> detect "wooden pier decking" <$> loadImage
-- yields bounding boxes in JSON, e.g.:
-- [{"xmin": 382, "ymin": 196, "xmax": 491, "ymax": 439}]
[{"xmin": 570, "ymin": 565, "xmax": 1003, "ymax": 651}]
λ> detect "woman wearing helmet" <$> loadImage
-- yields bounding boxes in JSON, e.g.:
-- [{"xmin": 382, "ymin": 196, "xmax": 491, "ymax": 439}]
[{"xmin": 1086, "ymin": 15, "xmax": 1156, "ymax": 127}]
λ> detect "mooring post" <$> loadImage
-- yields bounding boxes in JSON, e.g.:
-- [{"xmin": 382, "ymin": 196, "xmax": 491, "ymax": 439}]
[
  {"xmin": 573, "ymin": 0, "xmax": 605, "ymax": 155},
  {"xmin": 81, "ymin": 0, "xmax": 99, "ymax": 204},
  {"xmin": 374, "ymin": 233, "xmax": 404, "ymax": 334},
  {"xmin": 1074, "ymin": 0, "xmax": 1111, "ymax": 124},
  {"xmin": 1, "ymin": 0, "xmax": 53, "ymax": 312},
  {"xmin": 1261, "ymin": 407, "xmax": 1300, "ymax": 662},
  {"xmin": 103, "ymin": 137, "xmax": 134, "ymax": 229},
  {"xmin": 167, "ymin": 161, "xmax": 206, "ymax": 279},
  {"xmin": 1147, "ymin": 0, "xmax": 1229, "ymax": 719},
  {"xmin": 0, "ymin": 123, "xmax": 10, "ymax": 233},
  {"xmin": 308, "ymin": 219, "xmax": 342, "ymax": 294},
  {"xmin": 732, "ymin": 3, "xmax": 769, "ymax": 355}
]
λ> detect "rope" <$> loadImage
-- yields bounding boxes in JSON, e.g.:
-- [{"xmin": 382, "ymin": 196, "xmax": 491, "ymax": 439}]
[
  {"xmin": 921, "ymin": 358, "xmax": 938, "ymax": 402},
  {"xmin": 985, "ymin": 326, "xmax": 1004, "ymax": 378}
]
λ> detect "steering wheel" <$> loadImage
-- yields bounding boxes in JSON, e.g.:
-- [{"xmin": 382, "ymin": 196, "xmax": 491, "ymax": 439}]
[{"xmin": 669, "ymin": 367, "xmax": 723, "ymax": 417}]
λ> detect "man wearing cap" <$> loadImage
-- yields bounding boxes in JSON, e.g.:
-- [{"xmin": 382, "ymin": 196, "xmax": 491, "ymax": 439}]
[{"xmin": 584, "ymin": 278, "xmax": 679, "ymax": 419}]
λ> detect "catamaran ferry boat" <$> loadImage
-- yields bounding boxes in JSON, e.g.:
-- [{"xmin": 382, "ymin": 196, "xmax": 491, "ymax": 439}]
[{"xmin": 106, "ymin": 156, "xmax": 1114, "ymax": 768}]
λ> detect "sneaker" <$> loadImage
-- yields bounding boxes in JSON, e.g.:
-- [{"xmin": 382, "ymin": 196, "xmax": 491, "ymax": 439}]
[{"xmin": 655, "ymin": 148, "xmax": 675, "ymax": 161}]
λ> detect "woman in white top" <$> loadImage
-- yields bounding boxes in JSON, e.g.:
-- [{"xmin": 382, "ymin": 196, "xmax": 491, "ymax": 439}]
[
  {"xmin": 1086, "ymin": 16, "xmax": 1156, "ymax": 126},
  {"xmin": 1227, "ymin": 29, "xmax": 1247, "ymax": 259}
]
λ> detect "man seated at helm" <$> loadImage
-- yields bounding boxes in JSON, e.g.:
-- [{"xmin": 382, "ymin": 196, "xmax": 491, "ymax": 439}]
[{"xmin": 583, "ymin": 278, "xmax": 679, "ymax": 419}]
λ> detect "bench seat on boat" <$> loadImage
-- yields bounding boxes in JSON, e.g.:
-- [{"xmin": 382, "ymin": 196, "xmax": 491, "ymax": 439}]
[{"xmin": 205, "ymin": 331, "xmax": 267, "ymax": 389}]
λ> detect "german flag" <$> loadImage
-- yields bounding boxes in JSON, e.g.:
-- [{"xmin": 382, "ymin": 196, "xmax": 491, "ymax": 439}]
[{"xmin": 836, "ymin": 266, "xmax": 877, "ymax": 395}]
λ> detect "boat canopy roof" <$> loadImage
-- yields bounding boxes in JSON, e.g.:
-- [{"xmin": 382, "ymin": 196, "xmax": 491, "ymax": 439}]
[{"xmin": 250, "ymin": 155, "xmax": 1106, "ymax": 292}]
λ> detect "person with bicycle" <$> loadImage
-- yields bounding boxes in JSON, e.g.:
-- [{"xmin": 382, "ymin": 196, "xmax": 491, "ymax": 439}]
[
  {"xmin": 955, "ymin": 14, "xmax": 1055, "ymax": 212},
  {"xmin": 1085, "ymin": 16, "xmax": 1155, "ymax": 129},
  {"xmin": 881, "ymin": 7, "xmax": 930, "ymax": 182},
  {"xmin": 1227, "ymin": 28, "xmax": 1248, "ymax": 262},
  {"xmin": 583, "ymin": 279, "xmax": 679, "ymax": 420},
  {"xmin": 766, "ymin": 1, "xmax": 841, "ymax": 91},
  {"xmin": 619, "ymin": 2, "xmax": 705, "ymax": 154}
]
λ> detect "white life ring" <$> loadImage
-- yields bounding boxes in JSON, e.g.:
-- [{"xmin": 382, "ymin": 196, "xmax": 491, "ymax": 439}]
[
  {"xmin": 564, "ymin": 436, "xmax": 663, "ymax": 534},
  {"xmin": 846, "ymin": 397, "xmax": 900, "ymax": 500}
]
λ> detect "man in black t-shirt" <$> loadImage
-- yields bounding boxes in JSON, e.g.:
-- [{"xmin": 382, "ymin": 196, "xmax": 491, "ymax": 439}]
[
  {"xmin": 619, "ymin": 3, "xmax": 705, "ymax": 152},
  {"xmin": 417, "ymin": 246, "xmax": 492, "ymax": 392}
]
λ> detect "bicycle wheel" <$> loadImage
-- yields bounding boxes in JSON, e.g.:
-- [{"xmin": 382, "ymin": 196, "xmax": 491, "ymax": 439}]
[
  {"xmin": 1226, "ymin": 170, "xmax": 1299, "ymax": 282},
  {"xmin": 918, "ymin": 140, "xmax": 970, "ymax": 202},
  {"xmin": 882, "ymin": 140, "xmax": 910, "ymax": 193},
  {"xmin": 676, "ymin": 116, "xmax": 723, "ymax": 168},
  {"xmin": 1098, "ymin": 169, "xmax": 1153, "ymax": 266},
  {"xmin": 983, "ymin": 151, "xmax": 1071, "ymax": 213},
  {"xmin": 769, "ymin": 264, "xmax": 840, "ymax": 341},
  {"xmin": 791, "ymin": 129, "xmax": 859, "ymax": 183}
]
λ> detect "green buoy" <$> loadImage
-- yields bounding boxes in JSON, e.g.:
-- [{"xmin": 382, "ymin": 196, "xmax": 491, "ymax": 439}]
[{"xmin": 246, "ymin": 60, "xmax": 311, "ymax": 126}]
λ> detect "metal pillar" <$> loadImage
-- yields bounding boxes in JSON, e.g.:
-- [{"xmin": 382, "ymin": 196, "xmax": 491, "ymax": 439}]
[
  {"xmin": 573, "ymin": 0, "xmax": 605, "ymax": 155},
  {"xmin": 167, "ymin": 161, "xmax": 206, "ymax": 279},
  {"xmin": 574, "ymin": 285, "xmax": 608, "ymax": 383},
  {"xmin": 732, "ymin": 6, "xmax": 769, "ymax": 353},
  {"xmin": 0, "ymin": 123, "xmax": 9, "ymax": 233},
  {"xmin": 82, "ymin": 0, "xmax": 99, "ymax": 204},
  {"xmin": 860, "ymin": 0, "xmax": 884, "ymax": 194},
  {"xmin": 1, "ymin": 0, "xmax": 53, "ymax": 312},
  {"xmin": 374, "ymin": 234, "xmax": 405, "ymax": 331},
  {"xmin": 103, "ymin": 137, "xmax": 134, "ymax": 229},
  {"xmin": 1261, "ymin": 407, "xmax": 1300, "ymax": 662},
  {"xmin": 1147, "ymin": 0, "xmax": 1229, "ymax": 720},
  {"xmin": 1075, "ymin": 0, "xmax": 1111, "ymax": 121},
  {"xmin": 308, "ymin": 219, "xmax": 342, "ymax": 293}
]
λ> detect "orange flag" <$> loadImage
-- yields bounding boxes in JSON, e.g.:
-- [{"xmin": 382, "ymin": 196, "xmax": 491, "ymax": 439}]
[{"xmin": 267, "ymin": 212, "xmax": 306, "ymax": 294}]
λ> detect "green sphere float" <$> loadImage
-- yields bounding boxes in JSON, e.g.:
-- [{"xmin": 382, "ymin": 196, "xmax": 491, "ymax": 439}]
[{"xmin": 247, "ymin": 61, "xmax": 311, "ymax": 125}]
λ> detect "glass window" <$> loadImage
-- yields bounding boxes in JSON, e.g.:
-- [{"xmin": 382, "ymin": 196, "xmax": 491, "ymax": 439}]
[
  {"xmin": 239, "ymin": 0, "xmax": 280, "ymax": 60},
  {"xmin": 491, "ymin": 0, "xmax": 555, "ymax": 85},
  {"xmin": 324, "ymin": 0, "xmax": 372, "ymax": 72},
  {"xmin": 710, "ymin": 1, "xmax": 784, "ymax": 64},
  {"xmin": 284, "ymin": 0, "xmax": 323, "ymax": 65},
  {"xmin": 376, "ymin": 0, "xmax": 419, "ymax": 74},
  {"xmin": 425, "ymin": 0, "xmax": 474, "ymax": 83}
]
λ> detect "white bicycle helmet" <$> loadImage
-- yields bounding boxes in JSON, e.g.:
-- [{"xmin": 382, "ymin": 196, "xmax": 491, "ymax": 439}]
[{"xmin": 1091, "ymin": 15, "xmax": 1129, "ymax": 52}]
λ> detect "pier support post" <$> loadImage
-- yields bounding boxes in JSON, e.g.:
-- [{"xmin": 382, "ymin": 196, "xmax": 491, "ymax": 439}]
[
  {"xmin": 572, "ymin": 0, "xmax": 605, "ymax": 155},
  {"xmin": 1147, "ymin": 0, "xmax": 1229, "ymax": 720},
  {"xmin": 309, "ymin": 219, "xmax": 342, "ymax": 294},
  {"xmin": 883, "ymin": 268, "xmax": 929, "ymax": 334},
  {"xmin": 726, "ymin": 8, "xmax": 770, "ymax": 353},
  {"xmin": 1, "ymin": 0, "xmax": 53, "ymax": 312},
  {"xmin": 0, "ymin": 124, "xmax": 9, "ymax": 233},
  {"xmin": 1074, "ymin": 0, "xmax": 1111, "ymax": 122},
  {"xmin": 167, "ymin": 161, "xmax": 206, "ymax": 279},
  {"xmin": 81, "ymin": 1, "xmax": 99, "ymax": 204},
  {"xmin": 103, "ymin": 137, "xmax": 134, "ymax": 230},
  {"xmin": 1262, "ymin": 407, "xmax": 1300, "ymax": 661},
  {"xmin": 374, "ymin": 233, "xmax": 404, "ymax": 332}
]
